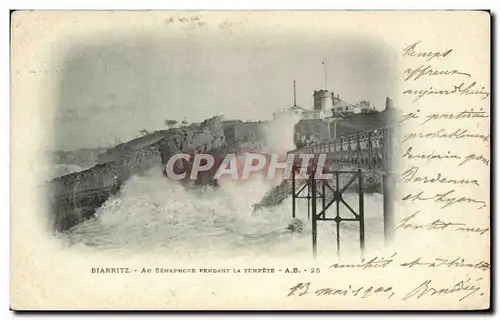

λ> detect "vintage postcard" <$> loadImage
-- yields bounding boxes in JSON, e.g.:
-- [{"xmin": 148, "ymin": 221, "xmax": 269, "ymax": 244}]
[{"xmin": 10, "ymin": 11, "xmax": 490, "ymax": 310}]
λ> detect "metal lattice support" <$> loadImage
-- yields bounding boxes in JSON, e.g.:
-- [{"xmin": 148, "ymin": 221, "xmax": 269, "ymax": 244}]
[
  {"xmin": 291, "ymin": 169, "xmax": 326, "ymax": 222},
  {"xmin": 312, "ymin": 170, "xmax": 365, "ymax": 258},
  {"xmin": 288, "ymin": 125, "xmax": 396, "ymax": 250},
  {"xmin": 291, "ymin": 169, "xmax": 366, "ymax": 259},
  {"xmin": 291, "ymin": 172, "xmax": 312, "ymax": 221}
]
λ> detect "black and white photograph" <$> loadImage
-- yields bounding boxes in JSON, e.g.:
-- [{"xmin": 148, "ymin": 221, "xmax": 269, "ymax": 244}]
[
  {"xmin": 46, "ymin": 25, "xmax": 400, "ymax": 258},
  {"xmin": 10, "ymin": 10, "xmax": 490, "ymax": 310}
]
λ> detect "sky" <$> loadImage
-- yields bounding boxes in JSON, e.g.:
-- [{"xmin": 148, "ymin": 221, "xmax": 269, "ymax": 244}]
[{"xmin": 54, "ymin": 29, "xmax": 397, "ymax": 150}]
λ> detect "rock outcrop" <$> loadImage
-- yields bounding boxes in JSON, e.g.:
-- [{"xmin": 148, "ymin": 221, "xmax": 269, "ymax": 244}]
[
  {"xmin": 158, "ymin": 116, "xmax": 226, "ymax": 163},
  {"xmin": 49, "ymin": 116, "xmax": 226, "ymax": 232}
]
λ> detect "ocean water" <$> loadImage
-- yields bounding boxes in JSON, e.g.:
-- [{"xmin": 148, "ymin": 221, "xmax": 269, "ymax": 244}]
[{"xmin": 56, "ymin": 165, "xmax": 386, "ymax": 259}]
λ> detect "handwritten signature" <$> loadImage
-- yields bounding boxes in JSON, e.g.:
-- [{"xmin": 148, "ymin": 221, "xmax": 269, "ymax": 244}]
[{"xmin": 402, "ymin": 278, "xmax": 483, "ymax": 302}]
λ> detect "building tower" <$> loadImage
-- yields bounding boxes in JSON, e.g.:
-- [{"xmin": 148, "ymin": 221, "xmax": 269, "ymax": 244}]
[
  {"xmin": 385, "ymin": 97, "xmax": 394, "ymax": 110},
  {"xmin": 313, "ymin": 90, "xmax": 331, "ymax": 111},
  {"xmin": 313, "ymin": 61, "xmax": 332, "ymax": 113}
]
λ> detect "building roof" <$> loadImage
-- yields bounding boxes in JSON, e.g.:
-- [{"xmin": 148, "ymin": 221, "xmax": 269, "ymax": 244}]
[
  {"xmin": 289, "ymin": 105, "xmax": 307, "ymax": 111},
  {"xmin": 273, "ymin": 105, "xmax": 307, "ymax": 115}
]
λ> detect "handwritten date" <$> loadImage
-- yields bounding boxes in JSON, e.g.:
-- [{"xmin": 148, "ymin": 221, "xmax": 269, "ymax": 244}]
[{"xmin": 287, "ymin": 282, "xmax": 394, "ymax": 299}]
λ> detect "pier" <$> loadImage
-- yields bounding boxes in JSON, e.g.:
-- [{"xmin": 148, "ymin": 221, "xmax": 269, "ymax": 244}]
[{"xmin": 255, "ymin": 125, "xmax": 397, "ymax": 258}]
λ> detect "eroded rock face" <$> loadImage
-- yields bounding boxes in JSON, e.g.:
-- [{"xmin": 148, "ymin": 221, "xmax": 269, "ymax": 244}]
[
  {"xmin": 97, "ymin": 134, "xmax": 165, "ymax": 165},
  {"xmin": 222, "ymin": 121, "xmax": 266, "ymax": 152},
  {"xmin": 116, "ymin": 146, "xmax": 162, "ymax": 181},
  {"xmin": 159, "ymin": 116, "xmax": 226, "ymax": 163},
  {"xmin": 49, "ymin": 161, "xmax": 121, "ymax": 231},
  {"xmin": 50, "ymin": 116, "xmax": 226, "ymax": 231}
]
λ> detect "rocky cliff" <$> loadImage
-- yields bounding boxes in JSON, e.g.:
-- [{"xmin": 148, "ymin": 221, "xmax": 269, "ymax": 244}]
[{"xmin": 50, "ymin": 116, "xmax": 227, "ymax": 232}]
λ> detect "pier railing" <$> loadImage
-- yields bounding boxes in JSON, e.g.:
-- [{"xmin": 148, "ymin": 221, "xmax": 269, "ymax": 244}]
[
  {"xmin": 287, "ymin": 126, "xmax": 395, "ymax": 171},
  {"xmin": 286, "ymin": 125, "xmax": 397, "ymax": 257}
]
